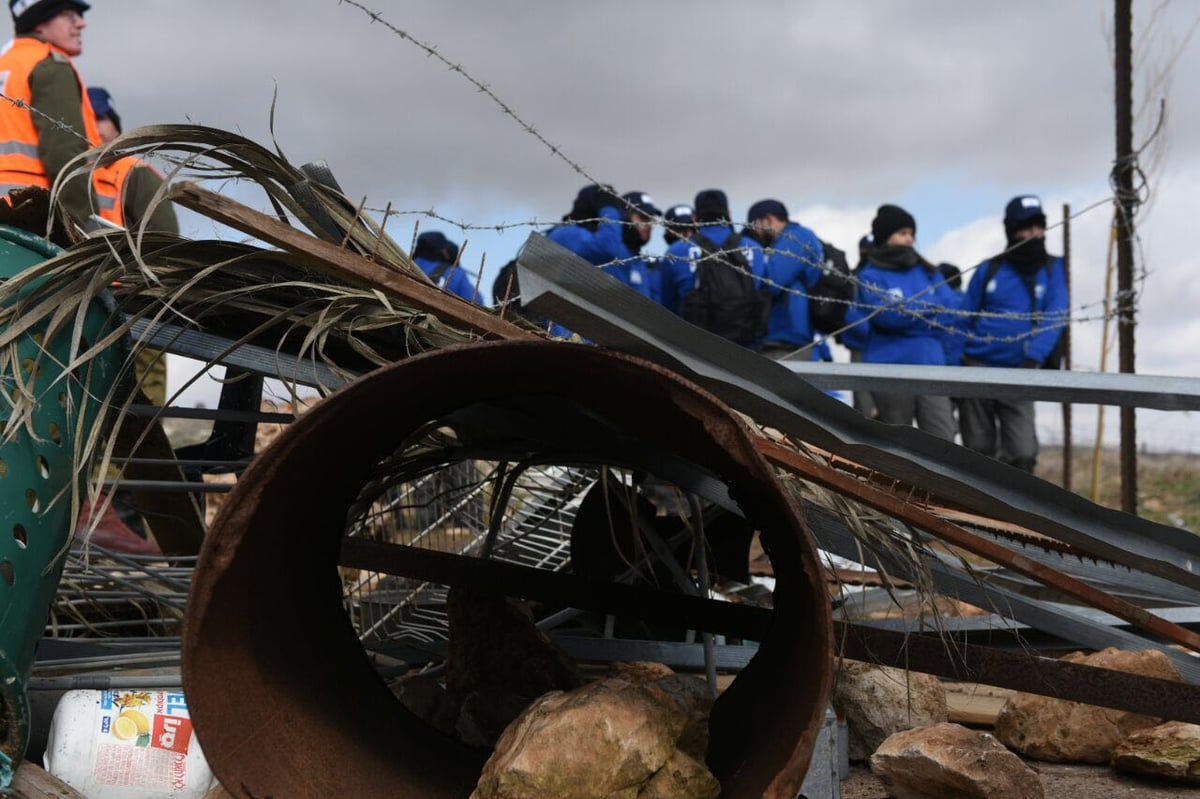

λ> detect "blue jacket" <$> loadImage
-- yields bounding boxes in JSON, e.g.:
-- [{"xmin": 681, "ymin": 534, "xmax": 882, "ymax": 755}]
[
  {"xmin": 845, "ymin": 256, "xmax": 960, "ymax": 366},
  {"xmin": 414, "ymin": 256, "xmax": 477, "ymax": 302},
  {"xmin": 546, "ymin": 205, "xmax": 624, "ymax": 265},
  {"xmin": 659, "ymin": 237, "xmax": 700, "ymax": 315},
  {"xmin": 960, "ymin": 256, "xmax": 1068, "ymax": 366},
  {"xmin": 602, "ymin": 244, "xmax": 654, "ymax": 299},
  {"xmin": 691, "ymin": 224, "xmax": 766, "ymax": 282},
  {"xmin": 763, "ymin": 221, "xmax": 825, "ymax": 346}
]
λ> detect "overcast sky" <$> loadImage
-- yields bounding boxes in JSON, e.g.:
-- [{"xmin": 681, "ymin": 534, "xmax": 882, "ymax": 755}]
[{"xmin": 72, "ymin": 1, "xmax": 1200, "ymax": 451}]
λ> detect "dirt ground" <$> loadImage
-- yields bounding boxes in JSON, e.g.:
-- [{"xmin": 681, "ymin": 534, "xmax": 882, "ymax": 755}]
[{"xmin": 840, "ymin": 760, "xmax": 1200, "ymax": 798}]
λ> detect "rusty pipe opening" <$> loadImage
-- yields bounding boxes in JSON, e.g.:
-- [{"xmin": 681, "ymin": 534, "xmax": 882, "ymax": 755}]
[{"xmin": 183, "ymin": 342, "xmax": 832, "ymax": 799}]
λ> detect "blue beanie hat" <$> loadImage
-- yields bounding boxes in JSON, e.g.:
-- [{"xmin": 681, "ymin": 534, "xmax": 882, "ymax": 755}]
[{"xmin": 87, "ymin": 86, "xmax": 121, "ymax": 131}]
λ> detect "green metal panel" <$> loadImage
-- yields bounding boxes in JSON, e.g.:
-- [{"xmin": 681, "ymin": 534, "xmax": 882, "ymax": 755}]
[{"xmin": 0, "ymin": 225, "xmax": 124, "ymax": 783}]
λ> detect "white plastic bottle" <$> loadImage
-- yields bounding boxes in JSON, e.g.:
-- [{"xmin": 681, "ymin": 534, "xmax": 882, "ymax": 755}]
[{"xmin": 43, "ymin": 689, "xmax": 218, "ymax": 798}]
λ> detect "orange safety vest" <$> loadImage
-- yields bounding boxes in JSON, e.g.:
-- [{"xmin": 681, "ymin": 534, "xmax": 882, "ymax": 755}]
[
  {"xmin": 92, "ymin": 157, "xmax": 169, "ymax": 228},
  {"xmin": 0, "ymin": 37, "xmax": 100, "ymax": 194},
  {"xmin": 92, "ymin": 155, "xmax": 135, "ymax": 227}
]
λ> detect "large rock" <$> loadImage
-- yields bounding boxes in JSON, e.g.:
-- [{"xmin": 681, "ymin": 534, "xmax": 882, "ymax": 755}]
[
  {"xmin": 834, "ymin": 660, "xmax": 948, "ymax": 760},
  {"xmin": 602, "ymin": 664, "xmax": 714, "ymax": 759},
  {"xmin": 472, "ymin": 678, "xmax": 718, "ymax": 799},
  {"xmin": 1111, "ymin": 721, "xmax": 1200, "ymax": 783},
  {"xmin": 637, "ymin": 751, "xmax": 720, "ymax": 799},
  {"xmin": 643, "ymin": 674, "xmax": 714, "ymax": 761},
  {"xmin": 994, "ymin": 648, "xmax": 1182, "ymax": 764},
  {"xmin": 870, "ymin": 722, "xmax": 1044, "ymax": 799}
]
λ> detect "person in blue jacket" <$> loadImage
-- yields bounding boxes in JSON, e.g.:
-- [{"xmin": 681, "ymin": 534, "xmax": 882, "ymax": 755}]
[
  {"xmin": 601, "ymin": 190, "xmax": 659, "ymax": 299},
  {"xmin": 957, "ymin": 195, "xmax": 1069, "ymax": 473},
  {"xmin": 412, "ymin": 231, "xmax": 478, "ymax": 302},
  {"xmin": 681, "ymin": 189, "xmax": 768, "ymax": 346},
  {"xmin": 546, "ymin": 183, "xmax": 625, "ymax": 265},
  {"xmin": 539, "ymin": 183, "xmax": 626, "ymax": 337},
  {"xmin": 844, "ymin": 204, "xmax": 959, "ymax": 440},
  {"xmin": 657, "ymin": 203, "xmax": 697, "ymax": 315},
  {"xmin": 842, "ymin": 234, "xmax": 877, "ymax": 418},
  {"xmin": 747, "ymin": 199, "xmax": 826, "ymax": 359}
]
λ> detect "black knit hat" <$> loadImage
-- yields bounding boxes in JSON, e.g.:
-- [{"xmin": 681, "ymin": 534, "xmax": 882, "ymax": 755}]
[
  {"xmin": 11, "ymin": 0, "xmax": 89, "ymax": 34},
  {"xmin": 693, "ymin": 189, "xmax": 729, "ymax": 223},
  {"xmin": 871, "ymin": 204, "xmax": 916, "ymax": 245},
  {"xmin": 413, "ymin": 231, "xmax": 457, "ymax": 263}
]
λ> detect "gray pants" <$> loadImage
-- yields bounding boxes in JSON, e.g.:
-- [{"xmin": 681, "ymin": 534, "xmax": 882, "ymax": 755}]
[
  {"xmin": 848, "ymin": 348, "xmax": 876, "ymax": 419},
  {"xmin": 872, "ymin": 392, "xmax": 957, "ymax": 441},
  {"xmin": 958, "ymin": 395, "xmax": 1038, "ymax": 472}
]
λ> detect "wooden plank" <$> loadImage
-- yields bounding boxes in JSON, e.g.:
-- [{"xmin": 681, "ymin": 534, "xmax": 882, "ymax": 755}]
[
  {"xmin": 11, "ymin": 762, "xmax": 84, "ymax": 798},
  {"xmin": 168, "ymin": 182, "xmax": 539, "ymax": 343}
]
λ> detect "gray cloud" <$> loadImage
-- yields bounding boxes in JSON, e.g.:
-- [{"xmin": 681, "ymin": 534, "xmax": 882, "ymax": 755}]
[{"xmin": 77, "ymin": 1, "xmax": 1200, "ymax": 448}]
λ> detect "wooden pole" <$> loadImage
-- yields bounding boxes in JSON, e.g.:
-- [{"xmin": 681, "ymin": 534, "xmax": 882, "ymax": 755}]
[{"xmin": 1114, "ymin": 0, "xmax": 1138, "ymax": 513}]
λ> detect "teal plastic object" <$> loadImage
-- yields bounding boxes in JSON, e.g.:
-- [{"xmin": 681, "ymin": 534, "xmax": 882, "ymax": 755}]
[{"xmin": 0, "ymin": 225, "xmax": 124, "ymax": 783}]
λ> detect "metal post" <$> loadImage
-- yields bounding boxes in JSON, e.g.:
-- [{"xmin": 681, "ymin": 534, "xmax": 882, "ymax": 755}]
[
  {"xmin": 1114, "ymin": 0, "xmax": 1138, "ymax": 513},
  {"xmin": 1061, "ymin": 203, "xmax": 1072, "ymax": 491}
]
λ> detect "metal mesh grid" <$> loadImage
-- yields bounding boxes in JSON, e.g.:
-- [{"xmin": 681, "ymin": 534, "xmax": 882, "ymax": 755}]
[
  {"xmin": 341, "ymin": 441, "xmax": 597, "ymax": 647},
  {"xmin": 45, "ymin": 547, "xmax": 195, "ymax": 638}
]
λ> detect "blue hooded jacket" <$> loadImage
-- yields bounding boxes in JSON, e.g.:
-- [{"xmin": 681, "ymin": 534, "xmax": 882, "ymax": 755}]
[
  {"xmin": 844, "ymin": 251, "xmax": 960, "ymax": 366},
  {"xmin": 763, "ymin": 221, "xmax": 825, "ymax": 346},
  {"xmin": 546, "ymin": 205, "xmax": 624, "ymax": 265},
  {"xmin": 414, "ymin": 256, "xmax": 478, "ymax": 302},
  {"xmin": 960, "ymin": 256, "xmax": 1068, "ymax": 366}
]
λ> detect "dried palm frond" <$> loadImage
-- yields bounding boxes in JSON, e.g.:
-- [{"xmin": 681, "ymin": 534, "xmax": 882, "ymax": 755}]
[
  {"xmin": 13, "ymin": 123, "xmax": 938, "ymax": 618},
  {"xmin": 1, "ymin": 124, "xmax": 546, "ymax": 545}
]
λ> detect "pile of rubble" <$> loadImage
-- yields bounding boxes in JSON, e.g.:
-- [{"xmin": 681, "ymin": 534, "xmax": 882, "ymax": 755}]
[{"xmin": 842, "ymin": 648, "xmax": 1200, "ymax": 797}]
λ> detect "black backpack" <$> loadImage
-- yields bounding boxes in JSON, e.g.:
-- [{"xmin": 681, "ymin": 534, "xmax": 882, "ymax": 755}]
[
  {"xmin": 981, "ymin": 257, "xmax": 1066, "ymax": 369},
  {"xmin": 683, "ymin": 231, "xmax": 767, "ymax": 345},
  {"xmin": 809, "ymin": 240, "xmax": 855, "ymax": 336}
]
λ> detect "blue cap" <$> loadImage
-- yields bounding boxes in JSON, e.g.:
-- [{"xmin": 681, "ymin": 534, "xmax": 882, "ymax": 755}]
[
  {"xmin": 1004, "ymin": 195, "xmax": 1046, "ymax": 230},
  {"xmin": 621, "ymin": 191, "xmax": 660, "ymax": 218},
  {"xmin": 664, "ymin": 204, "xmax": 693, "ymax": 227},
  {"xmin": 87, "ymin": 86, "xmax": 111, "ymax": 115}
]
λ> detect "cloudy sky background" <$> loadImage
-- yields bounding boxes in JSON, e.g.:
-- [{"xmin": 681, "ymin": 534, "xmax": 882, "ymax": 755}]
[{"xmin": 73, "ymin": 1, "xmax": 1200, "ymax": 451}]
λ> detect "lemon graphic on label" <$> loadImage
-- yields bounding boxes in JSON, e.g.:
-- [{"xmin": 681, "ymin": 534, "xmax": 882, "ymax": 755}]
[
  {"xmin": 121, "ymin": 710, "xmax": 151, "ymax": 734},
  {"xmin": 111, "ymin": 715, "xmax": 139, "ymax": 740}
]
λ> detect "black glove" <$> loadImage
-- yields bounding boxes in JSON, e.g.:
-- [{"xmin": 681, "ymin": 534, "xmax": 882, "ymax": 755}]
[{"xmin": 1019, "ymin": 358, "xmax": 1040, "ymax": 369}]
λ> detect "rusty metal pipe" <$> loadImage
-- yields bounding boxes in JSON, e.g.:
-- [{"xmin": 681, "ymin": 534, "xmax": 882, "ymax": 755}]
[{"xmin": 183, "ymin": 342, "xmax": 833, "ymax": 799}]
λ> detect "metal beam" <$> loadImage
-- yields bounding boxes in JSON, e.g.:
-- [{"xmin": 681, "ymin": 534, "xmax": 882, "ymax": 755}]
[
  {"xmin": 776, "ymin": 361, "xmax": 1200, "ymax": 412},
  {"xmin": 515, "ymin": 234, "xmax": 1200, "ymax": 594}
]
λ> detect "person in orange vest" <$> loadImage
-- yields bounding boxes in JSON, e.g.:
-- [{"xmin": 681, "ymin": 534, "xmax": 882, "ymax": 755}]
[
  {"xmin": 88, "ymin": 86, "xmax": 178, "ymax": 233},
  {"xmin": 0, "ymin": 0, "xmax": 100, "ymax": 227}
]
